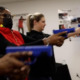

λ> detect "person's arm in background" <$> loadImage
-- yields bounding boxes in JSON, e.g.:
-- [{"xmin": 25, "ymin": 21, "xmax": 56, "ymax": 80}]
[
  {"xmin": 0, "ymin": 51, "xmax": 32, "ymax": 79},
  {"xmin": 67, "ymin": 27, "xmax": 80, "ymax": 37}
]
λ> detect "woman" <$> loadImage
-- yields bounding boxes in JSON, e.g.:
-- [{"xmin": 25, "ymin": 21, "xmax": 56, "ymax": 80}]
[
  {"xmin": 26, "ymin": 13, "xmax": 56, "ymax": 80},
  {"xmin": 26, "ymin": 12, "xmax": 80, "ymax": 80}
]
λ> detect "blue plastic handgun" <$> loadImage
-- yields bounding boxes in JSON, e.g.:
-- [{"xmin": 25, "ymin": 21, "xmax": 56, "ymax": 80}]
[
  {"xmin": 6, "ymin": 45, "xmax": 52, "ymax": 65},
  {"xmin": 53, "ymin": 28, "xmax": 75, "ymax": 38}
]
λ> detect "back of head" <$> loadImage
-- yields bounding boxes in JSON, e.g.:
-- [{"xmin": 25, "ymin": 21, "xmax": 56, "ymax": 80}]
[
  {"xmin": 26, "ymin": 12, "xmax": 44, "ymax": 32},
  {"xmin": 0, "ymin": 6, "xmax": 5, "ymax": 13},
  {"xmin": 0, "ymin": 7, "xmax": 5, "ymax": 25},
  {"xmin": 0, "ymin": 6, "xmax": 13, "ymax": 29}
]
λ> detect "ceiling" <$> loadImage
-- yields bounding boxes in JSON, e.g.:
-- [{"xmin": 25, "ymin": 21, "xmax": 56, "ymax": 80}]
[
  {"xmin": 0, "ymin": 0, "xmax": 74, "ymax": 4},
  {"xmin": 0, "ymin": 0, "xmax": 27, "ymax": 4}
]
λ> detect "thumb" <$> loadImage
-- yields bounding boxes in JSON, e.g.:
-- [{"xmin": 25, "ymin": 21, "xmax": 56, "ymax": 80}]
[{"xmin": 56, "ymin": 31, "xmax": 67, "ymax": 36}]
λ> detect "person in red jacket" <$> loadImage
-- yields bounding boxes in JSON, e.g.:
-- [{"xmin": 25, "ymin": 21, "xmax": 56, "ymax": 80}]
[{"xmin": 18, "ymin": 16, "xmax": 25, "ymax": 34}]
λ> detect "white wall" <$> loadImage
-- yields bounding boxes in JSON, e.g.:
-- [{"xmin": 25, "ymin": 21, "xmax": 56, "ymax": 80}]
[{"xmin": 1, "ymin": 0, "xmax": 80, "ymax": 80}]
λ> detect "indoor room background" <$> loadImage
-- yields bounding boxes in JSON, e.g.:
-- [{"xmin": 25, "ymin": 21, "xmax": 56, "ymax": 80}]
[{"xmin": 0, "ymin": 0, "xmax": 80, "ymax": 80}]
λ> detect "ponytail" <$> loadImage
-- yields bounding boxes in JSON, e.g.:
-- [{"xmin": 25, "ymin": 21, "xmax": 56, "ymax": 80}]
[{"xmin": 26, "ymin": 14, "xmax": 32, "ymax": 32}]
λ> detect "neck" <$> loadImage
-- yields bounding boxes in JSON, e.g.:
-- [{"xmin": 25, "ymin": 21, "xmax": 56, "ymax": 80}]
[{"xmin": 32, "ymin": 27, "xmax": 41, "ymax": 32}]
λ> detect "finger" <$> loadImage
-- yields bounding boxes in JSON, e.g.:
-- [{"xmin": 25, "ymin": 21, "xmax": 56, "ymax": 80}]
[
  {"xmin": 8, "ymin": 51, "xmax": 32, "ymax": 58},
  {"xmin": 12, "ymin": 66, "xmax": 30, "ymax": 79},
  {"xmin": 20, "ymin": 66, "xmax": 28, "ymax": 71},
  {"xmin": 56, "ymin": 35, "xmax": 66, "ymax": 41},
  {"xmin": 20, "ymin": 65, "xmax": 30, "ymax": 72},
  {"xmin": 56, "ymin": 31, "xmax": 67, "ymax": 36},
  {"xmin": 11, "ymin": 58, "xmax": 25, "ymax": 68},
  {"xmin": 59, "ymin": 36, "xmax": 65, "ymax": 40},
  {"xmin": 56, "ymin": 41, "xmax": 64, "ymax": 47},
  {"xmin": 20, "ymin": 65, "xmax": 30, "ymax": 78},
  {"xmin": 12, "ymin": 66, "xmax": 29, "ymax": 74},
  {"xmin": 13, "ymin": 69, "xmax": 21, "ymax": 74}
]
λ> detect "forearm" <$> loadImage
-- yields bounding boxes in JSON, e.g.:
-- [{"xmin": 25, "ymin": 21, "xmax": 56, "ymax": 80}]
[
  {"xmin": 22, "ymin": 39, "xmax": 44, "ymax": 46},
  {"xmin": 67, "ymin": 32, "xmax": 77, "ymax": 37},
  {"xmin": 67, "ymin": 27, "xmax": 80, "ymax": 37}
]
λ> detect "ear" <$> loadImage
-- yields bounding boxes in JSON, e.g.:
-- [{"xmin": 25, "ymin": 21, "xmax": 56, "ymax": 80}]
[{"xmin": 34, "ymin": 20, "xmax": 37, "ymax": 25}]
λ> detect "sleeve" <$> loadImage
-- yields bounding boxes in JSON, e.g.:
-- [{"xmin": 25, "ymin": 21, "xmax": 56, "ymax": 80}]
[
  {"xmin": 21, "ymin": 34, "xmax": 44, "ymax": 46},
  {"xmin": 0, "ymin": 34, "xmax": 16, "ymax": 56},
  {"xmin": 43, "ymin": 33, "xmax": 50, "ymax": 38},
  {"xmin": 0, "ymin": 34, "xmax": 6, "ymax": 56}
]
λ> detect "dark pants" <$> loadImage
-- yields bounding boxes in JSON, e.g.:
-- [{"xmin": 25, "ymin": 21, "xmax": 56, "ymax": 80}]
[{"xmin": 18, "ymin": 27, "xmax": 24, "ymax": 34}]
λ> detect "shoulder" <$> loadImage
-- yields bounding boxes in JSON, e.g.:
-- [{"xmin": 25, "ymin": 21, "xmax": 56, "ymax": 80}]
[{"xmin": 27, "ymin": 30, "xmax": 37, "ymax": 35}]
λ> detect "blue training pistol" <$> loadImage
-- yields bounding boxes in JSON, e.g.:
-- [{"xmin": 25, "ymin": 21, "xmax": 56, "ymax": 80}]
[
  {"xmin": 53, "ymin": 28, "xmax": 75, "ymax": 38},
  {"xmin": 6, "ymin": 45, "xmax": 53, "ymax": 65}
]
